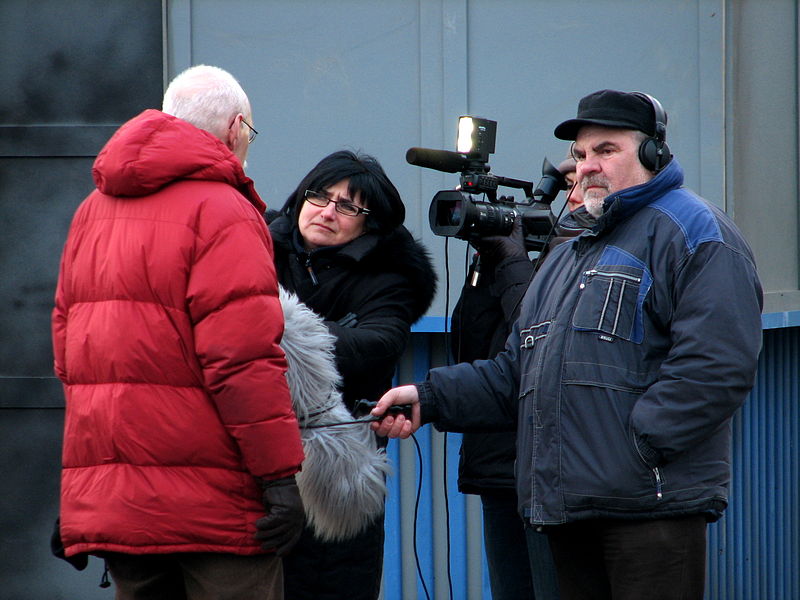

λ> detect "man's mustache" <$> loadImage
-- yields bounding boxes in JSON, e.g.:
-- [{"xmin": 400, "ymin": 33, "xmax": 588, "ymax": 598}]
[{"xmin": 581, "ymin": 175, "xmax": 609, "ymax": 192}]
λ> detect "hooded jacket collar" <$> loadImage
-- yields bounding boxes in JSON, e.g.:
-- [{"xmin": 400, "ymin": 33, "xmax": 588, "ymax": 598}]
[
  {"xmin": 269, "ymin": 213, "xmax": 437, "ymax": 323},
  {"xmin": 91, "ymin": 109, "xmax": 265, "ymax": 213},
  {"xmin": 592, "ymin": 158, "xmax": 684, "ymax": 234}
]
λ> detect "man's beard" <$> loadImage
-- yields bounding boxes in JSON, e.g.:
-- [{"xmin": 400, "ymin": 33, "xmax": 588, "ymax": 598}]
[{"xmin": 581, "ymin": 175, "xmax": 609, "ymax": 218}]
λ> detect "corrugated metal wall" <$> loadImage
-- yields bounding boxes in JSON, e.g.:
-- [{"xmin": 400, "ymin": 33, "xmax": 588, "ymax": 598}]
[
  {"xmin": 384, "ymin": 326, "xmax": 800, "ymax": 599},
  {"xmin": 707, "ymin": 326, "xmax": 800, "ymax": 599}
]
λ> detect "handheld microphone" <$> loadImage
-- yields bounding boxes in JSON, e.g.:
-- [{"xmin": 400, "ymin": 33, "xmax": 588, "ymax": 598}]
[
  {"xmin": 353, "ymin": 399, "xmax": 413, "ymax": 420},
  {"xmin": 406, "ymin": 147, "xmax": 470, "ymax": 173}
]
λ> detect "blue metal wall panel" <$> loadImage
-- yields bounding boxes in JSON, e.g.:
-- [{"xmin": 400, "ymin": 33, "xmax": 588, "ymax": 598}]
[
  {"xmin": 383, "ymin": 439, "xmax": 403, "ymax": 599},
  {"xmin": 707, "ymin": 326, "xmax": 800, "ymax": 599},
  {"xmin": 386, "ymin": 326, "xmax": 800, "ymax": 599}
]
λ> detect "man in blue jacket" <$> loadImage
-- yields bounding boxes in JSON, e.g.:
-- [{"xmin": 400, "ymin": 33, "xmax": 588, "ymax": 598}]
[{"xmin": 373, "ymin": 90, "xmax": 763, "ymax": 600}]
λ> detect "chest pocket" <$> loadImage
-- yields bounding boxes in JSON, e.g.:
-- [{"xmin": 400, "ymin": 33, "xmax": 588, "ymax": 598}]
[{"xmin": 572, "ymin": 249, "xmax": 652, "ymax": 344}]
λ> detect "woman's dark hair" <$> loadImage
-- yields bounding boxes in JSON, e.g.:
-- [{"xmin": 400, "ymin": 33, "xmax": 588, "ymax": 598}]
[{"xmin": 281, "ymin": 150, "xmax": 405, "ymax": 235}]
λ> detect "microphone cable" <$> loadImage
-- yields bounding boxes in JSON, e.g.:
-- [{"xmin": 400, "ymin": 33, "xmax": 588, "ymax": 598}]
[
  {"xmin": 298, "ymin": 412, "xmax": 429, "ymax": 598},
  {"xmin": 441, "ymin": 238, "xmax": 456, "ymax": 600},
  {"xmin": 410, "ymin": 432, "xmax": 431, "ymax": 600}
]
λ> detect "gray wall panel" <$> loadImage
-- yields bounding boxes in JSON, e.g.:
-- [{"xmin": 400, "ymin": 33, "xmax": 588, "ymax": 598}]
[
  {"xmin": 0, "ymin": 0, "xmax": 162, "ymax": 125},
  {"xmin": 0, "ymin": 156, "xmax": 94, "ymax": 402},
  {"xmin": 727, "ymin": 0, "xmax": 799, "ymax": 313},
  {"xmin": 0, "ymin": 2, "xmax": 163, "ymax": 598},
  {"xmin": 169, "ymin": 0, "xmax": 745, "ymax": 322},
  {"xmin": 0, "ymin": 409, "xmax": 110, "ymax": 599}
]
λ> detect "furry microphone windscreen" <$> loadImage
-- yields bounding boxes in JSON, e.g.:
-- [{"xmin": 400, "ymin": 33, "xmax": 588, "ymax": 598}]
[{"xmin": 278, "ymin": 287, "xmax": 391, "ymax": 541}]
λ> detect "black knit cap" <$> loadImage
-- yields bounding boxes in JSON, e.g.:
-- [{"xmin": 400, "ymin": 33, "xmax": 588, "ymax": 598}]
[{"xmin": 554, "ymin": 89, "xmax": 657, "ymax": 141}]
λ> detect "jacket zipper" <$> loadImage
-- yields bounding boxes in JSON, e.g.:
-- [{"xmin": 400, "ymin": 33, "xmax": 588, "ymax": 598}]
[
  {"xmin": 633, "ymin": 429, "xmax": 664, "ymax": 501},
  {"xmin": 653, "ymin": 467, "xmax": 663, "ymax": 500},
  {"xmin": 582, "ymin": 268, "xmax": 642, "ymax": 284},
  {"xmin": 304, "ymin": 256, "xmax": 319, "ymax": 286}
]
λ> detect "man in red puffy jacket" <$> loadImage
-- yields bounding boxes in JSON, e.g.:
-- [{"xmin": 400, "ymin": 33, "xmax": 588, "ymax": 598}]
[{"xmin": 51, "ymin": 64, "xmax": 305, "ymax": 599}]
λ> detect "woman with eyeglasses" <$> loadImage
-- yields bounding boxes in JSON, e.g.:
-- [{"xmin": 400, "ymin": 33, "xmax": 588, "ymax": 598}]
[{"xmin": 266, "ymin": 149, "xmax": 436, "ymax": 600}]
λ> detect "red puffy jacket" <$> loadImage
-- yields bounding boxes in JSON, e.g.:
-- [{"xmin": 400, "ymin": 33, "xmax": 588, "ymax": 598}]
[{"xmin": 52, "ymin": 109, "xmax": 304, "ymax": 557}]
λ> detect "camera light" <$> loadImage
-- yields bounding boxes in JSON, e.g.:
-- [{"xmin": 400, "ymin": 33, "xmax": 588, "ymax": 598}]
[
  {"xmin": 457, "ymin": 117, "xmax": 475, "ymax": 154},
  {"xmin": 457, "ymin": 116, "xmax": 497, "ymax": 159}
]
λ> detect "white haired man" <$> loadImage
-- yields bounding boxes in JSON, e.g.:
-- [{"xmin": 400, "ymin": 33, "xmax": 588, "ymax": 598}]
[{"xmin": 51, "ymin": 65, "xmax": 304, "ymax": 599}]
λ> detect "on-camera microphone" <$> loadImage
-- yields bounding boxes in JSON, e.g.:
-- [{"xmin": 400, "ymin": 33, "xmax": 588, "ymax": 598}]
[{"xmin": 406, "ymin": 147, "xmax": 470, "ymax": 173}]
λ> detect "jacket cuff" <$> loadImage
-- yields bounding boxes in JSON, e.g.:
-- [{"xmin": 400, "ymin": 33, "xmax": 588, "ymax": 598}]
[{"xmin": 416, "ymin": 381, "xmax": 439, "ymax": 424}]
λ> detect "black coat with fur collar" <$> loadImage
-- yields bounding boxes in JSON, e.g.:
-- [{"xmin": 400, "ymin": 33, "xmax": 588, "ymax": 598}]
[{"xmin": 268, "ymin": 213, "xmax": 436, "ymax": 413}]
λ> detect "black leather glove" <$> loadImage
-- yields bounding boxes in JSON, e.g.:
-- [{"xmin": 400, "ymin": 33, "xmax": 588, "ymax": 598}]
[
  {"xmin": 474, "ymin": 214, "xmax": 527, "ymax": 264},
  {"xmin": 254, "ymin": 475, "xmax": 305, "ymax": 556},
  {"xmin": 50, "ymin": 518, "xmax": 88, "ymax": 571}
]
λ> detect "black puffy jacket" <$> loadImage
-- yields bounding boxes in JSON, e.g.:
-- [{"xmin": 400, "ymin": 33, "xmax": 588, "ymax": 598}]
[
  {"xmin": 268, "ymin": 213, "xmax": 436, "ymax": 600},
  {"xmin": 269, "ymin": 213, "xmax": 436, "ymax": 413}
]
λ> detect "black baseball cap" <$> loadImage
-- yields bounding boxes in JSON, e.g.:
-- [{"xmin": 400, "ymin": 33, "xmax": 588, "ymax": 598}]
[{"xmin": 554, "ymin": 90, "xmax": 657, "ymax": 141}]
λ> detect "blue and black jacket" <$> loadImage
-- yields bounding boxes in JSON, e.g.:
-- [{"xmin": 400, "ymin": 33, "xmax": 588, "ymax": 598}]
[{"xmin": 419, "ymin": 159, "xmax": 763, "ymax": 525}]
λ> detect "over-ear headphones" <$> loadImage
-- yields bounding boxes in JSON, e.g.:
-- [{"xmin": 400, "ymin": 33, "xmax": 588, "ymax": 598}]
[{"xmin": 632, "ymin": 92, "xmax": 672, "ymax": 173}]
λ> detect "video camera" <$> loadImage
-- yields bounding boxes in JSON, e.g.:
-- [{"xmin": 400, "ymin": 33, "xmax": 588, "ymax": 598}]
[{"xmin": 406, "ymin": 116, "xmax": 567, "ymax": 251}]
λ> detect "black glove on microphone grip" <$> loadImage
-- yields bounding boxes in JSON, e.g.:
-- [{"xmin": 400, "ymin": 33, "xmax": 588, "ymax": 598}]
[
  {"xmin": 474, "ymin": 214, "xmax": 527, "ymax": 264},
  {"xmin": 254, "ymin": 475, "xmax": 305, "ymax": 556}
]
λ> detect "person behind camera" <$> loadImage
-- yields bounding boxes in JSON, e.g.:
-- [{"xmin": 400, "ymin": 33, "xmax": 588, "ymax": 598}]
[
  {"xmin": 451, "ymin": 157, "xmax": 594, "ymax": 600},
  {"xmin": 266, "ymin": 149, "xmax": 436, "ymax": 600},
  {"xmin": 372, "ymin": 89, "xmax": 763, "ymax": 600},
  {"xmin": 546, "ymin": 157, "xmax": 595, "ymax": 248},
  {"xmin": 51, "ymin": 65, "xmax": 305, "ymax": 599}
]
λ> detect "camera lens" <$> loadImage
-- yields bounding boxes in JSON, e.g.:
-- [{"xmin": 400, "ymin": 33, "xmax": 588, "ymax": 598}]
[{"xmin": 446, "ymin": 200, "xmax": 462, "ymax": 226}]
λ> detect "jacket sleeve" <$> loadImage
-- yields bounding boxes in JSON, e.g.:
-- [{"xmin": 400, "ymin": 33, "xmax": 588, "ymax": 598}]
[
  {"xmin": 421, "ymin": 317, "xmax": 523, "ymax": 433},
  {"xmin": 494, "ymin": 256, "xmax": 536, "ymax": 324},
  {"xmin": 631, "ymin": 240, "xmax": 763, "ymax": 466},
  {"xmin": 450, "ymin": 254, "xmax": 534, "ymax": 363},
  {"xmin": 52, "ymin": 250, "xmax": 69, "ymax": 382},
  {"xmin": 188, "ymin": 212, "xmax": 304, "ymax": 480}
]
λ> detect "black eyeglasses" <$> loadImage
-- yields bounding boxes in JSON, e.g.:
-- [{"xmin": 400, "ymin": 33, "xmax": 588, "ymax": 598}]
[
  {"xmin": 241, "ymin": 118, "xmax": 258, "ymax": 143},
  {"xmin": 304, "ymin": 190, "xmax": 370, "ymax": 217}
]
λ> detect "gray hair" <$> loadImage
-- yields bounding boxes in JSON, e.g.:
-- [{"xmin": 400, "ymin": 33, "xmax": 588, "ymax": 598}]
[{"xmin": 162, "ymin": 65, "xmax": 251, "ymax": 139}]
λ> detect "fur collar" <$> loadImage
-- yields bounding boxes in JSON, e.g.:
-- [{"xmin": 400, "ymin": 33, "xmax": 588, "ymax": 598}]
[{"xmin": 269, "ymin": 213, "xmax": 437, "ymax": 322}]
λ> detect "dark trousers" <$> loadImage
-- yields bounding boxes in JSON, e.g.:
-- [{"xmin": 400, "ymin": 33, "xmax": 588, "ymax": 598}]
[
  {"xmin": 481, "ymin": 490, "xmax": 560, "ymax": 600},
  {"xmin": 104, "ymin": 552, "xmax": 283, "ymax": 600},
  {"xmin": 282, "ymin": 516, "xmax": 385, "ymax": 600},
  {"xmin": 545, "ymin": 515, "xmax": 707, "ymax": 600}
]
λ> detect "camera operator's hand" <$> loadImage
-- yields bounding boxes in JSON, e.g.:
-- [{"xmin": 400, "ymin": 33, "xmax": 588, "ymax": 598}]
[
  {"xmin": 474, "ymin": 214, "xmax": 527, "ymax": 263},
  {"xmin": 255, "ymin": 475, "xmax": 305, "ymax": 556}
]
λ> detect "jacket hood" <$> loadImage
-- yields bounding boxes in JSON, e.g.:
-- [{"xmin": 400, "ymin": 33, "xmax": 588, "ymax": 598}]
[
  {"xmin": 92, "ymin": 109, "xmax": 265, "ymax": 212},
  {"xmin": 269, "ymin": 213, "xmax": 438, "ymax": 323}
]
